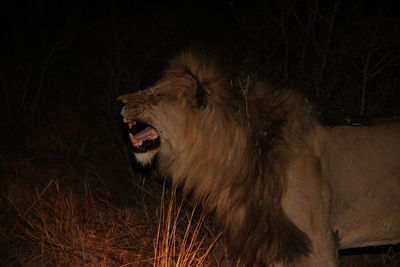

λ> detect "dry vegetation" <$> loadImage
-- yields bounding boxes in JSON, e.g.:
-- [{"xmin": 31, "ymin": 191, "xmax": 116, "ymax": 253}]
[
  {"xmin": 1, "ymin": 0, "xmax": 399, "ymax": 266},
  {"xmin": 1, "ymin": 160, "xmax": 228, "ymax": 266},
  {"xmin": 1, "ymin": 156, "xmax": 398, "ymax": 266}
]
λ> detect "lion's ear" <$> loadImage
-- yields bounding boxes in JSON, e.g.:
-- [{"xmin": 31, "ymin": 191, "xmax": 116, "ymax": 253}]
[
  {"xmin": 187, "ymin": 72, "xmax": 208, "ymax": 109},
  {"xmin": 193, "ymin": 80, "xmax": 208, "ymax": 109}
]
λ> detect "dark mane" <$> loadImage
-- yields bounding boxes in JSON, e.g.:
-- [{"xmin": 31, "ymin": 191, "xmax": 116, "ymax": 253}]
[
  {"xmin": 162, "ymin": 49, "xmax": 316, "ymax": 265},
  {"xmin": 227, "ymin": 80, "xmax": 315, "ymax": 264}
]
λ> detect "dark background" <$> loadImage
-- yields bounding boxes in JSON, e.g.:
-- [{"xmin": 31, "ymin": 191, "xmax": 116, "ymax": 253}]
[{"xmin": 1, "ymin": 1, "xmax": 400, "ymax": 137}]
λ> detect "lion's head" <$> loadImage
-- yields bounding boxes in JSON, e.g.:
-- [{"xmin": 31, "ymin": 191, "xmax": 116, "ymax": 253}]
[{"xmin": 118, "ymin": 51, "xmax": 234, "ymax": 166}]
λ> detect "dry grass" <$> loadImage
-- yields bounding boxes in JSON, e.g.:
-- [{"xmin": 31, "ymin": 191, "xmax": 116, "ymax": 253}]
[
  {"xmin": 1, "ymin": 154, "xmax": 399, "ymax": 267},
  {"xmin": 152, "ymin": 185, "xmax": 222, "ymax": 267},
  {"xmin": 3, "ymin": 179, "xmax": 148, "ymax": 266},
  {"xmin": 0, "ymin": 171, "xmax": 227, "ymax": 267}
]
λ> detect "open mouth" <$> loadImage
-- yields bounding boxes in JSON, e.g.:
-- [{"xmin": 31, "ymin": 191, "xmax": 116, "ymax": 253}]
[{"xmin": 124, "ymin": 119, "xmax": 160, "ymax": 153}]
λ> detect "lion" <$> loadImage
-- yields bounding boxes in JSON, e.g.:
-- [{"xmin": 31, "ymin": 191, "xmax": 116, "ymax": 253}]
[{"xmin": 118, "ymin": 49, "xmax": 400, "ymax": 266}]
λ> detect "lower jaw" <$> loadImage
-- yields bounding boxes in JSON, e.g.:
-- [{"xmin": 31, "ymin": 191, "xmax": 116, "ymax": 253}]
[{"xmin": 134, "ymin": 150, "xmax": 158, "ymax": 165}]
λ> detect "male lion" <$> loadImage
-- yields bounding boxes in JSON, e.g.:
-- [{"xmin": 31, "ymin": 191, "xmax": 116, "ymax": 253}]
[{"xmin": 118, "ymin": 50, "xmax": 400, "ymax": 266}]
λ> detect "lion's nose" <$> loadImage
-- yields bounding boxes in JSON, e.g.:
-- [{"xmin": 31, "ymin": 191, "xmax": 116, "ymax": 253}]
[{"xmin": 117, "ymin": 94, "xmax": 130, "ymax": 104}]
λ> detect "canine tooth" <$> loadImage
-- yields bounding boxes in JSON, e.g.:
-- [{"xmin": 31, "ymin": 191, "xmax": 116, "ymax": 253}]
[
  {"xmin": 129, "ymin": 133, "xmax": 138, "ymax": 143},
  {"xmin": 128, "ymin": 122, "xmax": 133, "ymax": 129}
]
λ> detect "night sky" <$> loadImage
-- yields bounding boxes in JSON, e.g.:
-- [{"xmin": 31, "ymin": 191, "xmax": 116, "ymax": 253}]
[{"xmin": 1, "ymin": 0, "xmax": 400, "ymax": 140}]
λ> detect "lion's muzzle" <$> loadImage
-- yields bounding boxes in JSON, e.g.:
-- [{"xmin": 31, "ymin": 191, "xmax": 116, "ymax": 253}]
[{"xmin": 118, "ymin": 93, "xmax": 161, "ymax": 154}]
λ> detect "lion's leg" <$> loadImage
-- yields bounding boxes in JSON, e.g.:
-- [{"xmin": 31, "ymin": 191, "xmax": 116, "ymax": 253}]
[
  {"xmin": 282, "ymin": 156, "xmax": 339, "ymax": 267},
  {"xmin": 283, "ymin": 202, "xmax": 339, "ymax": 267},
  {"xmin": 292, "ymin": 231, "xmax": 338, "ymax": 267}
]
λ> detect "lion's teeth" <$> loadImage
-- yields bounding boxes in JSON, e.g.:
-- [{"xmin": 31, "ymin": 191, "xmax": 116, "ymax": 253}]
[
  {"xmin": 123, "ymin": 119, "xmax": 136, "ymax": 129},
  {"xmin": 129, "ymin": 133, "xmax": 138, "ymax": 143},
  {"xmin": 129, "ymin": 133, "xmax": 142, "ymax": 147}
]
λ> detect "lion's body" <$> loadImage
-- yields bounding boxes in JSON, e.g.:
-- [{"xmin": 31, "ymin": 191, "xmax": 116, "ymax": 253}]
[
  {"xmin": 281, "ymin": 120, "xmax": 400, "ymax": 266},
  {"xmin": 323, "ymin": 121, "xmax": 400, "ymax": 248},
  {"xmin": 119, "ymin": 50, "xmax": 400, "ymax": 266}
]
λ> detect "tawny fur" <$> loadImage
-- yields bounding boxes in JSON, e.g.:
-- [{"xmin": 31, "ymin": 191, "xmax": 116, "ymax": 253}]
[{"xmin": 119, "ymin": 49, "xmax": 400, "ymax": 266}]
